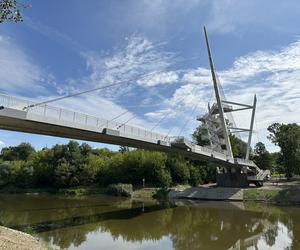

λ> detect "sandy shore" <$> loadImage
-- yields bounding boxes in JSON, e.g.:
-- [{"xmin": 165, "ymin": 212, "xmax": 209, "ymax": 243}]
[{"xmin": 0, "ymin": 226, "xmax": 47, "ymax": 250}]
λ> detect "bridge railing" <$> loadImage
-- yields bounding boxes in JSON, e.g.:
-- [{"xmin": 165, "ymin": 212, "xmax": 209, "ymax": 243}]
[{"xmin": 0, "ymin": 93, "xmax": 168, "ymax": 143}]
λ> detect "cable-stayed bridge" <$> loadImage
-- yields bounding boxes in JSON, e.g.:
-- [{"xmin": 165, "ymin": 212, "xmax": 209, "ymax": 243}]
[{"xmin": 0, "ymin": 28, "xmax": 270, "ymax": 187}]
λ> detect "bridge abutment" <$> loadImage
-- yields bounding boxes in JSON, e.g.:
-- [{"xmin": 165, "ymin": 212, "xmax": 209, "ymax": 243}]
[{"xmin": 216, "ymin": 167, "xmax": 249, "ymax": 187}]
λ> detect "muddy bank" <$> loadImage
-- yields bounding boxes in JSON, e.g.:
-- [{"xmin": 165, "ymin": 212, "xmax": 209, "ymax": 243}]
[{"xmin": 0, "ymin": 226, "xmax": 47, "ymax": 250}]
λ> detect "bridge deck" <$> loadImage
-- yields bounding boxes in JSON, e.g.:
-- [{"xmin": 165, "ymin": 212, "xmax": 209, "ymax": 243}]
[{"xmin": 0, "ymin": 93, "xmax": 257, "ymax": 168}]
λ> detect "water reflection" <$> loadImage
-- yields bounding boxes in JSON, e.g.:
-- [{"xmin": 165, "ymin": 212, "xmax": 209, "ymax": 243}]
[{"xmin": 0, "ymin": 194, "xmax": 299, "ymax": 250}]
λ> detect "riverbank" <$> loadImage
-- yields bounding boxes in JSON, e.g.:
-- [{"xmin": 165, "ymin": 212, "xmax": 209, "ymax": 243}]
[
  {"xmin": 244, "ymin": 180, "xmax": 300, "ymax": 205},
  {"xmin": 0, "ymin": 226, "xmax": 48, "ymax": 250},
  {"xmin": 0, "ymin": 185, "xmax": 162, "ymax": 199},
  {"xmin": 2, "ymin": 181, "xmax": 300, "ymax": 205},
  {"xmin": 169, "ymin": 180, "xmax": 300, "ymax": 205}
]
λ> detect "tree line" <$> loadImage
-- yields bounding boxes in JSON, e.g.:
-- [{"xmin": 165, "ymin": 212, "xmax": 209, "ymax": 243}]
[{"xmin": 0, "ymin": 141, "xmax": 216, "ymax": 189}]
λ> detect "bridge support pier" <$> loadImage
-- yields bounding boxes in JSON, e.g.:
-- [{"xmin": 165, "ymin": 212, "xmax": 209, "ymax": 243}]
[{"xmin": 216, "ymin": 167, "xmax": 249, "ymax": 188}]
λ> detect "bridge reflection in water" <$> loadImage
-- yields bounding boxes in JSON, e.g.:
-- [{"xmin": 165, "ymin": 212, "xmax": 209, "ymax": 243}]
[{"xmin": 0, "ymin": 194, "xmax": 298, "ymax": 250}]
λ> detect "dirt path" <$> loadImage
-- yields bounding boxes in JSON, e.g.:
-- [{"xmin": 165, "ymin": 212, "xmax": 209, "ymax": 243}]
[{"xmin": 0, "ymin": 226, "xmax": 47, "ymax": 250}]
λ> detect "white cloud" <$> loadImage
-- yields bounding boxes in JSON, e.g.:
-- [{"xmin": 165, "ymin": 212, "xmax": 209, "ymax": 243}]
[
  {"xmin": 0, "ymin": 36, "xmax": 52, "ymax": 96},
  {"xmin": 182, "ymin": 68, "xmax": 212, "ymax": 85},
  {"xmin": 145, "ymin": 108, "xmax": 177, "ymax": 120},
  {"xmin": 205, "ymin": 0, "xmax": 300, "ymax": 34},
  {"xmin": 79, "ymin": 35, "xmax": 176, "ymax": 99},
  {"xmin": 137, "ymin": 71, "xmax": 179, "ymax": 86}
]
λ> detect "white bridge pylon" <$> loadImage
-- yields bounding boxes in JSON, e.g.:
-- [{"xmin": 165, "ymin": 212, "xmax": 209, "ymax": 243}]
[{"xmin": 202, "ymin": 26, "xmax": 257, "ymax": 161}]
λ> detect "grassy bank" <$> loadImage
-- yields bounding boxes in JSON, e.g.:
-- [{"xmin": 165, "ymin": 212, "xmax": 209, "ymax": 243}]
[
  {"xmin": 0, "ymin": 185, "xmax": 106, "ymax": 196},
  {"xmin": 244, "ymin": 186, "xmax": 300, "ymax": 205},
  {"xmin": 0, "ymin": 185, "xmax": 168, "ymax": 200}
]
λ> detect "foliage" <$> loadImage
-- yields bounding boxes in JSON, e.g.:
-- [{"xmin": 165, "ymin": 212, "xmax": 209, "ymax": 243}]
[
  {"xmin": 0, "ymin": 0, "xmax": 29, "ymax": 23},
  {"xmin": 268, "ymin": 123, "xmax": 300, "ymax": 179},
  {"xmin": 192, "ymin": 125, "xmax": 210, "ymax": 146},
  {"xmin": 189, "ymin": 165, "xmax": 204, "ymax": 186},
  {"xmin": 167, "ymin": 157, "xmax": 190, "ymax": 184},
  {"xmin": 0, "ymin": 141, "xmax": 215, "ymax": 190},
  {"xmin": 193, "ymin": 119, "xmax": 249, "ymax": 158},
  {"xmin": 0, "ymin": 162, "xmax": 12, "ymax": 186},
  {"xmin": 119, "ymin": 146, "xmax": 130, "ymax": 153},
  {"xmin": 252, "ymin": 142, "xmax": 273, "ymax": 171},
  {"xmin": 106, "ymin": 183, "xmax": 133, "ymax": 197},
  {"xmin": 229, "ymin": 134, "xmax": 248, "ymax": 158},
  {"xmin": 1, "ymin": 142, "xmax": 35, "ymax": 161},
  {"xmin": 152, "ymin": 188, "xmax": 169, "ymax": 200}
]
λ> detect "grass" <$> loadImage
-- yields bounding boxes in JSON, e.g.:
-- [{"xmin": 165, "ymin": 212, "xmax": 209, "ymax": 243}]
[
  {"xmin": 244, "ymin": 189, "xmax": 280, "ymax": 201},
  {"xmin": 0, "ymin": 185, "xmax": 168, "ymax": 200},
  {"xmin": 243, "ymin": 187, "xmax": 300, "ymax": 205},
  {"xmin": 58, "ymin": 186, "xmax": 106, "ymax": 196},
  {"xmin": 133, "ymin": 187, "xmax": 159, "ymax": 199},
  {"xmin": 106, "ymin": 183, "xmax": 133, "ymax": 197},
  {"xmin": 0, "ymin": 185, "xmax": 106, "ymax": 196}
]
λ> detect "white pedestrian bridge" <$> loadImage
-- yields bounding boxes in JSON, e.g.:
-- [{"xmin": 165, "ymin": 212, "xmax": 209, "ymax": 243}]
[{"xmin": 0, "ymin": 93, "xmax": 268, "ymax": 181}]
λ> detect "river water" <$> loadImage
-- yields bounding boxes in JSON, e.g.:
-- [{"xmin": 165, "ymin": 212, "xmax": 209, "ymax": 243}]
[{"xmin": 0, "ymin": 194, "xmax": 299, "ymax": 250}]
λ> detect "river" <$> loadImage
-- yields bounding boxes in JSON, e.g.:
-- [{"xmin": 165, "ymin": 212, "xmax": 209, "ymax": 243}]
[{"xmin": 0, "ymin": 194, "xmax": 299, "ymax": 250}]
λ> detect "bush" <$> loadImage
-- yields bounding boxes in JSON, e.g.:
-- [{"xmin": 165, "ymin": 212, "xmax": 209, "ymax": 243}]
[
  {"xmin": 1, "ymin": 142, "xmax": 35, "ymax": 161},
  {"xmin": 0, "ymin": 162, "xmax": 12, "ymax": 186},
  {"xmin": 106, "ymin": 183, "xmax": 133, "ymax": 197},
  {"xmin": 189, "ymin": 166, "xmax": 203, "ymax": 186},
  {"xmin": 168, "ymin": 158, "xmax": 190, "ymax": 184},
  {"xmin": 152, "ymin": 188, "xmax": 169, "ymax": 200}
]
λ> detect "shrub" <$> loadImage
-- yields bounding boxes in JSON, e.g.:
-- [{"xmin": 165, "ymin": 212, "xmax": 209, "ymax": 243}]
[
  {"xmin": 0, "ymin": 162, "xmax": 12, "ymax": 186},
  {"xmin": 189, "ymin": 166, "xmax": 203, "ymax": 186},
  {"xmin": 106, "ymin": 183, "xmax": 133, "ymax": 197},
  {"xmin": 152, "ymin": 188, "xmax": 169, "ymax": 200},
  {"xmin": 168, "ymin": 158, "xmax": 190, "ymax": 184},
  {"xmin": 1, "ymin": 142, "xmax": 35, "ymax": 161}
]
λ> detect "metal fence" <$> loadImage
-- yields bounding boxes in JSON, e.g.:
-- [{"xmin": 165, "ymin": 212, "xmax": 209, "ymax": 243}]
[{"xmin": 0, "ymin": 93, "xmax": 168, "ymax": 142}]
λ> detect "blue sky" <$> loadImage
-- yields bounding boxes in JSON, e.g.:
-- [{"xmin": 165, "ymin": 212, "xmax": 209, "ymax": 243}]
[{"xmin": 0, "ymin": 0, "xmax": 300, "ymax": 152}]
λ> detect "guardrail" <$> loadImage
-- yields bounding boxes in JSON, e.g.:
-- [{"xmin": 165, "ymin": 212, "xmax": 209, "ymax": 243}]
[
  {"xmin": 0, "ymin": 93, "xmax": 168, "ymax": 142},
  {"xmin": 0, "ymin": 93, "xmax": 259, "ymax": 168}
]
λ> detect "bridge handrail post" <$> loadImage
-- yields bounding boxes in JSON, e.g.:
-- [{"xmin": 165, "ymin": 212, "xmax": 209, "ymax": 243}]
[
  {"xmin": 8, "ymin": 95, "xmax": 11, "ymax": 108},
  {"xmin": 59, "ymin": 108, "xmax": 62, "ymax": 120}
]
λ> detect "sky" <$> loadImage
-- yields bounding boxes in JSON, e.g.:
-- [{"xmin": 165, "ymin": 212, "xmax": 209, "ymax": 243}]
[{"xmin": 0, "ymin": 0, "xmax": 300, "ymax": 152}]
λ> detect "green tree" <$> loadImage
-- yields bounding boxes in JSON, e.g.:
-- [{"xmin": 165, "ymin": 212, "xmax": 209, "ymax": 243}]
[
  {"xmin": 1, "ymin": 142, "xmax": 35, "ymax": 161},
  {"xmin": 192, "ymin": 125, "xmax": 210, "ymax": 146},
  {"xmin": 267, "ymin": 123, "xmax": 300, "ymax": 179},
  {"xmin": 167, "ymin": 157, "xmax": 190, "ymax": 184},
  {"xmin": 189, "ymin": 165, "xmax": 204, "ymax": 186},
  {"xmin": 119, "ymin": 146, "xmax": 130, "ymax": 153},
  {"xmin": 0, "ymin": 162, "xmax": 12, "ymax": 186},
  {"xmin": 229, "ymin": 134, "xmax": 248, "ymax": 158},
  {"xmin": 0, "ymin": 0, "xmax": 29, "ymax": 23},
  {"xmin": 252, "ymin": 142, "xmax": 272, "ymax": 170}
]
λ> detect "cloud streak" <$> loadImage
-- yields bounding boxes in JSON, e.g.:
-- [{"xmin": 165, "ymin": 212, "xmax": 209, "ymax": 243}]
[{"xmin": 0, "ymin": 36, "xmax": 52, "ymax": 96}]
